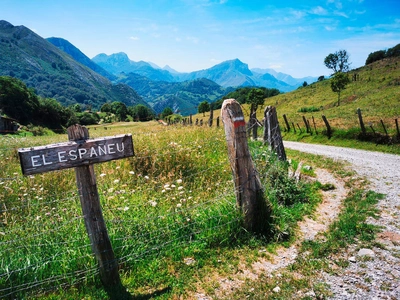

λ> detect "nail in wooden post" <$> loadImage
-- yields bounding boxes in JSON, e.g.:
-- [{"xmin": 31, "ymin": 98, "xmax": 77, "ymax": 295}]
[{"xmin": 221, "ymin": 99, "xmax": 271, "ymax": 233}]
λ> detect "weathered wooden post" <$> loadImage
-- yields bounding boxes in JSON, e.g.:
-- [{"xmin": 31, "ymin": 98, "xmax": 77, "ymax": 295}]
[
  {"xmin": 263, "ymin": 106, "xmax": 286, "ymax": 161},
  {"xmin": 322, "ymin": 115, "xmax": 332, "ymax": 139},
  {"xmin": 302, "ymin": 116, "xmax": 310, "ymax": 133},
  {"xmin": 297, "ymin": 123, "xmax": 302, "ymax": 133},
  {"xmin": 221, "ymin": 99, "xmax": 271, "ymax": 234},
  {"xmin": 312, "ymin": 116, "xmax": 318, "ymax": 135},
  {"xmin": 380, "ymin": 119, "xmax": 388, "ymax": 136},
  {"xmin": 18, "ymin": 125, "xmax": 133, "ymax": 299},
  {"xmin": 395, "ymin": 119, "xmax": 400, "ymax": 137},
  {"xmin": 357, "ymin": 108, "xmax": 366, "ymax": 136},
  {"xmin": 190, "ymin": 114, "xmax": 193, "ymax": 125},
  {"xmin": 216, "ymin": 116, "xmax": 220, "ymax": 127},
  {"xmin": 208, "ymin": 106, "xmax": 214, "ymax": 127},
  {"xmin": 247, "ymin": 111, "xmax": 258, "ymax": 140},
  {"xmin": 283, "ymin": 114, "xmax": 290, "ymax": 132}
]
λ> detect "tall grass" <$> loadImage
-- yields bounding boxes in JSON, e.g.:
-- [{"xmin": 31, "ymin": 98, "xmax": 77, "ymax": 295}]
[{"xmin": 1, "ymin": 122, "xmax": 322, "ymax": 299}]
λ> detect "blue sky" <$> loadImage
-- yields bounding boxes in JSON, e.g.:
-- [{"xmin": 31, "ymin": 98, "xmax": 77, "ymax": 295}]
[{"xmin": 2, "ymin": 0, "xmax": 400, "ymax": 78}]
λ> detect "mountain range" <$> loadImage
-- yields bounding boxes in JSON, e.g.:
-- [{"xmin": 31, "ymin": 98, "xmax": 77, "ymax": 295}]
[
  {"xmin": 1, "ymin": 20, "xmax": 317, "ymax": 116},
  {"xmin": 0, "ymin": 20, "xmax": 147, "ymax": 110}
]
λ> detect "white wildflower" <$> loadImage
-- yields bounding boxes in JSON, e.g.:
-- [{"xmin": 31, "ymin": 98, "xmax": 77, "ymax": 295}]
[{"xmin": 176, "ymin": 179, "xmax": 183, "ymax": 184}]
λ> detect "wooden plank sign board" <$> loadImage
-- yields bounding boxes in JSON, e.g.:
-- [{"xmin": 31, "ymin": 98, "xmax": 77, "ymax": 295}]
[{"xmin": 18, "ymin": 134, "xmax": 134, "ymax": 175}]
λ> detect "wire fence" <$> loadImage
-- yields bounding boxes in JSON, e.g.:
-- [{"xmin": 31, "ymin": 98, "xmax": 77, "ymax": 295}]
[{"xmin": 0, "ymin": 123, "xmax": 247, "ymax": 298}]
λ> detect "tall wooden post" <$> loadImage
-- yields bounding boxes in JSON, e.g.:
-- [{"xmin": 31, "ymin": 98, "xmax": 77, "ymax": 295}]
[
  {"xmin": 208, "ymin": 106, "xmax": 214, "ymax": 127},
  {"xmin": 283, "ymin": 114, "xmax": 290, "ymax": 132},
  {"xmin": 357, "ymin": 108, "xmax": 366, "ymax": 136},
  {"xmin": 322, "ymin": 115, "xmax": 332, "ymax": 139},
  {"xmin": 312, "ymin": 116, "xmax": 318, "ymax": 135},
  {"xmin": 380, "ymin": 119, "xmax": 388, "ymax": 136},
  {"xmin": 263, "ymin": 106, "xmax": 286, "ymax": 161},
  {"xmin": 302, "ymin": 116, "xmax": 310, "ymax": 133},
  {"xmin": 221, "ymin": 99, "xmax": 271, "ymax": 234},
  {"xmin": 67, "ymin": 125, "xmax": 129, "ymax": 299}
]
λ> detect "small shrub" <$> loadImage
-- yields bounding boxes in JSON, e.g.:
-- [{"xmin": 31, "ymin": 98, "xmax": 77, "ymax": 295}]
[{"xmin": 298, "ymin": 106, "xmax": 320, "ymax": 113}]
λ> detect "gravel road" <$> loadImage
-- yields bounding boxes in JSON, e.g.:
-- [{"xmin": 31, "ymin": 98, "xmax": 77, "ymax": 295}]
[{"xmin": 284, "ymin": 141, "xmax": 400, "ymax": 299}]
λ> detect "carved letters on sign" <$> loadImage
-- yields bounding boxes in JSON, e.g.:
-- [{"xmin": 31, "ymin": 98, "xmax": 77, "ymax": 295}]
[{"xmin": 18, "ymin": 134, "xmax": 134, "ymax": 175}]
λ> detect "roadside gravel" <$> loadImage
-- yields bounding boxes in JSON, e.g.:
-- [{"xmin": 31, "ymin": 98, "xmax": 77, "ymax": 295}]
[{"xmin": 284, "ymin": 141, "xmax": 400, "ymax": 299}]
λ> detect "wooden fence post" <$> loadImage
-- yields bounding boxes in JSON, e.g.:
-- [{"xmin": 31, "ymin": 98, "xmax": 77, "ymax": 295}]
[
  {"xmin": 263, "ymin": 106, "xmax": 286, "ymax": 161},
  {"xmin": 380, "ymin": 119, "xmax": 388, "ymax": 136},
  {"xmin": 216, "ymin": 116, "xmax": 220, "ymax": 127},
  {"xmin": 312, "ymin": 116, "xmax": 318, "ymax": 135},
  {"xmin": 208, "ymin": 106, "xmax": 214, "ymax": 127},
  {"xmin": 67, "ymin": 125, "xmax": 129, "ymax": 299},
  {"xmin": 357, "ymin": 108, "xmax": 366, "ymax": 136},
  {"xmin": 283, "ymin": 114, "xmax": 290, "ymax": 132},
  {"xmin": 302, "ymin": 116, "xmax": 310, "ymax": 133},
  {"xmin": 322, "ymin": 115, "xmax": 332, "ymax": 139},
  {"xmin": 190, "ymin": 114, "xmax": 193, "ymax": 125},
  {"xmin": 221, "ymin": 99, "xmax": 271, "ymax": 234},
  {"xmin": 395, "ymin": 119, "xmax": 400, "ymax": 137}
]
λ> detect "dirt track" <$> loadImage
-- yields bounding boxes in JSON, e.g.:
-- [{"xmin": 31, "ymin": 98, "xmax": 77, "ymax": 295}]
[{"xmin": 284, "ymin": 141, "xmax": 400, "ymax": 299}]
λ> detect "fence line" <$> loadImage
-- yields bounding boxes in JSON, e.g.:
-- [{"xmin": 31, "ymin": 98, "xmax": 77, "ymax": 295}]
[{"xmin": 0, "ymin": 113, "xmax": 290, "ymax": 298}]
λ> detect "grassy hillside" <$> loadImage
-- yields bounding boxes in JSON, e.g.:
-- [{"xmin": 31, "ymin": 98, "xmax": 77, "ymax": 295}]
[{"xmin": 265, "ymin": 56, "xmax": 400, "ymax": 132}]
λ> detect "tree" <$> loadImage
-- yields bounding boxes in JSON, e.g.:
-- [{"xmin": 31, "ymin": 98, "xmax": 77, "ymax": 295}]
[
  {"xmin": 324, "ymin": 50, "xmax": 351, "ymax": 74},
  {"xmin": 110, "ymin": 101, "xmax": 128, "ymax": 121},
  {"xmin": 247, "ymin": 88, "xmax": 265, "ymax": 113},
  {"xmin": 302, "ymin": 81, "xmax": 308, "ymax": 87},
  {"xmin": 0, "ymin": 76, "xmax": 40, "ymax": 124},
  {"xmin": 365, "ymin": 50, "xmax": 386, "ymax": 65},
  {"xmin": 330, "ymin": 72, "xmax": 350, "ymax": 106},
  {"xmin": 129, "ymin": 104, "xmax": 154, "ymax": 121},
  {"xmin": 161, "ymin": 107, "xmax": 173, "ymax": 119},
  {"xmin": 318, "ymin": 75, "xmax": 325, "ymax": 81},
  {"xmin": 198, "ymin": 101, "xmax": 210, "ymax": 116}
]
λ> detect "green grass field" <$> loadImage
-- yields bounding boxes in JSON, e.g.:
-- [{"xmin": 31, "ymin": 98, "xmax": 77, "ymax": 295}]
[
  {"xmin": 0, "ymin": 122, "xmax": 327, "ymax": 299},
  {"xmin": 1, "ymin": 56, "xmax": 398, "ymax": 299}
]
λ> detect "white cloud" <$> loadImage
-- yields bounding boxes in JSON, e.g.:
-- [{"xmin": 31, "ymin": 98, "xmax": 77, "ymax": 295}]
[
  {"xmin": 186, "ymin": 36, "xmax": 199, "ymax": 44},
  {"xmin": 129, "ymin": 36, "xmax": 139, "ymax": 40},
  {"xmin": 325, "ymin": 26, "xmax": 336, "ymax": 31},
  {"xmin": 311, "ymin": 6, "xmax": 328, "ymax": 15}
]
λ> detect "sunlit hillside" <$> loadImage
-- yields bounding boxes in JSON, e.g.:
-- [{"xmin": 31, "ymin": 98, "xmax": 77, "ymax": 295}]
[{"xmin": 264, "ymin": 57, "xmax": 400, "ymax": 132}]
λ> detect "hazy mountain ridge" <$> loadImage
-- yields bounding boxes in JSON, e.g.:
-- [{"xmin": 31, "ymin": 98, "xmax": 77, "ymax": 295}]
[
  {"xmin": 93, "ymin": 53, "xmax": 317, "ymax": 91},
  {"xmin": 0, "ymin": 20, "xmax": 147, "ymax": 109},
  {"xmin": 93, "ymin": 52, "xmax": 175, "ymax": 82},
  {"xmin": 46, "ymin": 37, "xmax": 116, "ymax": 81},
  {"xmin": 116, "ymin": 73, "xmax": 234, "ymax": 115},
  {"xmin": 1, "ymin": 19, "xmax": 318, "ymax": 117}
]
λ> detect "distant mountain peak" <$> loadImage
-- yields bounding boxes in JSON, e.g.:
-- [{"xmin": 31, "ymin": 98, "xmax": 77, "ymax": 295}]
[{"xmin": 0, "ymin": 20, "xmax": 14, "ymax": 29}]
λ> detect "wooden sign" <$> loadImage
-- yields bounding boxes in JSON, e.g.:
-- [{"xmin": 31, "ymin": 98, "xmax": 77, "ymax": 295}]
[
  {"xmin": 18, "ymin": 134, "xmax": 134, "ymax": 175},
  {"xmin": 17, "ymin": 125, "xmax": 132, "ymax": 297}
]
